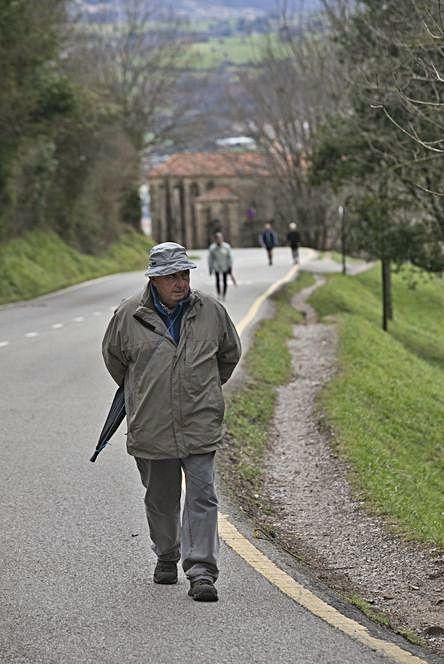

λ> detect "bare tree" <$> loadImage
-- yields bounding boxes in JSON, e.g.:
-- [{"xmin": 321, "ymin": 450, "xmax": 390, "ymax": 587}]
[
  {"xmin": 315, "ymin": 0, "xmax": 444, "ymax": 329},
  {"xmin": 322, "ymin": 0, "xmax": 444, "ymax": 194},
  {"xmin": 71, "ymin": 0, "xmax": 190, "ymax": 154},
  {"xmin": 236, "ymin": 8, "xmax": 346, "ymax": 248}
]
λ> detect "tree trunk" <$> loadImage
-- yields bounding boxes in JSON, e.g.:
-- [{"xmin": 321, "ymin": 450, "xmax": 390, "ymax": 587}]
[
  {"xmin": 339, "ymin": 205, "xmax": 346, "ymax": 274},
  {"xmin": 341, "ymin": 220, "xmax": 347, "ymax": 275},
  {"xmin": 387, "ymin": 265, "xmax": 393, "ymax": 320},
  {"xmin": 381, "ymin": 258, "xmax": 392, "ymax": 331}
]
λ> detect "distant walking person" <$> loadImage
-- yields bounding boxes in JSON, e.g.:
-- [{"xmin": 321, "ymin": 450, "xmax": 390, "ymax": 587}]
[
  {"xmin": 286, "ymin": 222, "xmax": 301, "ymax": 264},
  {"xmin": 260, "ymin": 222, "xmax": 278, "ymax": 265},
  {"xmin": 208, "ymin": 232, "xmax": 233, "ymax": 300}
]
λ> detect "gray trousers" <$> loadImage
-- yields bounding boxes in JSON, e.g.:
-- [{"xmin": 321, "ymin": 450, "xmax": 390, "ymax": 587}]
[{"xmin": 135, "ymin": 452, "xmax": 219, "ymax": 582}]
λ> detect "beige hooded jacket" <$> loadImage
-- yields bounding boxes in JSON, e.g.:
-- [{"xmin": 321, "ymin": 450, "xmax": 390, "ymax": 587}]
[{"xmin": 102, "ymin": 285, "xmax": 241, "ymax": 460}]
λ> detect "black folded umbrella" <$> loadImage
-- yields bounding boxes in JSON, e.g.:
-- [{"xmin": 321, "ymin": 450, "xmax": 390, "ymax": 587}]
[{"xmin": 90, "ymin": 385, "xmax": 126, "ymax": 462}]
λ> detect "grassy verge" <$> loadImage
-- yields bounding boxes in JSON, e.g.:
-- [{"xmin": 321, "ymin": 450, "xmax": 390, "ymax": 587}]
[
  {"xmin": 309, "ymin": 264, "xmax": 444, "ymax": 547},
  {"xmin": 0, "ymin": 229, "xmax": 153, "ymax": 305},
  {"xmin": 225, "ymin": 271, "xmax": 315, "ymax": 484},
  {"xmin": 321, "ymin": 251, "xmax": 362, "ymax": 264}
]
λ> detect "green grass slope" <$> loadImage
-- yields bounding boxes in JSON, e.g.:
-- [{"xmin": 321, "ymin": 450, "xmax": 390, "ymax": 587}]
[
  {"xmin": 0, "ymin": 230, "xmax": 153, "ymax": 305},
  {"xmin": 309, "ymin": 265, "xmax": 444, "ymax": 546}
]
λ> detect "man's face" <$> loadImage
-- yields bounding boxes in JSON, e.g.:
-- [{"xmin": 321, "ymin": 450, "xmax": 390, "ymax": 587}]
[{"xmin": 152, "ymin": 270, "xmax": 190, "ymax": 308}]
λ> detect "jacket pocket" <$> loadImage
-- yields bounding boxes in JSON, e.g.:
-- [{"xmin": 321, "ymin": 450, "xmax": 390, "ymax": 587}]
[{"xmin": 185, "ymin": 340, "xmax": 219, "ymax": 385}]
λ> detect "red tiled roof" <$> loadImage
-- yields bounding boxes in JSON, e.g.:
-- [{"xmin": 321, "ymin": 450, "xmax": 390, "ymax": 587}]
[
  {"xmin": 147, "ymin": 151, "xmax": 270, "ymax": 178},
  {"xmin": 194, "ymin": 186, "xmax": 239, "ymax": 202}
]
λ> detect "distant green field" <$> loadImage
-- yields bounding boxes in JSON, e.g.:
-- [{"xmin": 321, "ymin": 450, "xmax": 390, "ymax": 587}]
[
  {"xmin": 310, "ymin": 265, "xmax": 444, "ymax": 547},
  {"xmin": 73, "ymin": 22, "xmax": 278, "ymax": 70},
  {"xmin": 183, "ymin": 32, "xmax": 279, "ymax": 68},
  {"xmin": 73, "ymin": 19, "xmax": 228, "ymax": 34},
  {"xmin": 73, "ymin": 21, "xmax": 279, "ymax": 69}
]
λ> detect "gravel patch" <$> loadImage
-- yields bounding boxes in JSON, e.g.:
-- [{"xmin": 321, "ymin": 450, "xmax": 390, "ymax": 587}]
[{"xmin": 260, "ymin": 275, "xmax": 444, "ymax": 654}]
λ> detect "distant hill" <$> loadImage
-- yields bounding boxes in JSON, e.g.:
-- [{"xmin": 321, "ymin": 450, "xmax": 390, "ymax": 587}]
[
  {"xmin": 77, "ymin": 0, "xmax": 321, "ymax": 21},
  {"xmin": 196, "ymin": 0, "xmax": 320, "ymax": 8},
  {"xmin": 73, "ymin": 0, "xmax": 324, "ymax": 152}
]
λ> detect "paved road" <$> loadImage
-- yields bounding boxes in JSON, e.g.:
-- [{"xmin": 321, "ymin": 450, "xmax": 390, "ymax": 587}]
[{"xmin": 0, "ymin": 248, "xmax": 432, "ymax": 664}]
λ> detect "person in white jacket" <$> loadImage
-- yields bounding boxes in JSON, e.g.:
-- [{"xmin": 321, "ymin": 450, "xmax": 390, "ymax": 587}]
[{"xmin": 208, "ymin": 232, "xmax": 233, "ymax": 300}]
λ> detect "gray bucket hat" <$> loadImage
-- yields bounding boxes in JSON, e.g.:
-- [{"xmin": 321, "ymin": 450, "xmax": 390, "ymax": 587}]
[{"xmin": 145, "ymin": 242, "xmax": 197, "ymax": 277}]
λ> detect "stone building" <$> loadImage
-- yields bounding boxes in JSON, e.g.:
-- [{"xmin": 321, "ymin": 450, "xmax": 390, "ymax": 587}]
[{"xmin": 147, "ymin": 151, "xmax": 276, "ymax": 248}]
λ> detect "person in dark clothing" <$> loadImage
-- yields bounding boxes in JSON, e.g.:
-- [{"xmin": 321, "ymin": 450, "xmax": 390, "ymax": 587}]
[
  {"xmin": 286, "ymin": 222, "xmax": 301, "ymax": 264},
  {"xmin": 260, "ymin": 222, "xmax": 278, "ymax": 265}
]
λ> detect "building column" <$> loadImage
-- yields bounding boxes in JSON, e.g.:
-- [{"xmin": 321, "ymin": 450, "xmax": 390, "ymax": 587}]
[
  {"xmin": 157, "ymin": 181, "xmax": 167, "ymax": 242},
  {"xmin": 182, "ymin": 180, "xmax": 191, "ymax": 249},
  {"xmin": 164, "ymin": 177, "xmax": 173, "ymax": 241},
  {"xmin": 178, "ymin": 181, "xmax": 187, "ymax": 247},
  {"xmin": 227, "ymin": 202, "xmax": 240, "ymax": 246},
  {"xmin": 195, "ymin": 203, "xmax": 207, "ymax": 248},
  {"xmin": 188, "ymin": 182, "xmax": 201, "ymax": 249}
]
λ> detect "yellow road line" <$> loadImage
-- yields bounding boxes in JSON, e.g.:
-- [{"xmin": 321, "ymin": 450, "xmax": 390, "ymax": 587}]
[
  {"xmin": 218, "ymin": 515, "xmax": 427, "ymax": 664},
  {"xmin": 235, "ymin": 249, "xmax": 318, "ymax": 336},
  {"xmin": 235, "ymin": 264, "xmax": 299, "ymax": 335}
]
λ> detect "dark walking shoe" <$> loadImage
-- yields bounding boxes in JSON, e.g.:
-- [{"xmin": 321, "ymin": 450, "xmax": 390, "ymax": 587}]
[
  {"xmin": 188, "ymin": 579, "xmax": 218, "ymax": 602},
  {"xmin": 153, "ymin": 561, "xmax": 178, "ymax": 585}
]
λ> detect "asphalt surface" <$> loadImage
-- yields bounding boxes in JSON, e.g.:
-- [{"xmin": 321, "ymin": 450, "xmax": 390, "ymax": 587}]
[{"xmin": 0, "ymin": 248, "xmax": 432, "ymax": 663}]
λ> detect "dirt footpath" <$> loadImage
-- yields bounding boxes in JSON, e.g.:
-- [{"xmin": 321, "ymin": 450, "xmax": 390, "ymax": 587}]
[
  {"xmin": 219, "ymin": 266, "xmax": 443, "ymax": 656},
  {"xmin": 258, "ymin": 274, "xmax": 444, "ymax": 655}
]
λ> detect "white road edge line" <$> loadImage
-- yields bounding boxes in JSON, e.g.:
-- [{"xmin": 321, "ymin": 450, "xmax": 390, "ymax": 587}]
[{"xmin": 0, "ymin": 341, "xmax": 9, "ymax": 348}]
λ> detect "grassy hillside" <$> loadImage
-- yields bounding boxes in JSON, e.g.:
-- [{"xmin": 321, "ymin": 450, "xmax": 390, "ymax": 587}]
[
  {"xmin": 309, "ymin": 266, "xmax": 444, "ymax": 546},
  {"xmin": 0, "ymin": 230, "xmax": 153, "ymax": 305}
]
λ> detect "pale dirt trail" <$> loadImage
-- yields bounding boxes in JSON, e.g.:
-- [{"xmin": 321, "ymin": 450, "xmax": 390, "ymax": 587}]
[{"xmin": 258, "ymin": 274, "xmax": 443, "ymax": 655}]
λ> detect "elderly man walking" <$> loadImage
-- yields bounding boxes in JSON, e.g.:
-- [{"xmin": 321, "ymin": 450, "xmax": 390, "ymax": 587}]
[{"xmin": 102, "ymin": 242, "xmax": 241, "ymax": 602}]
